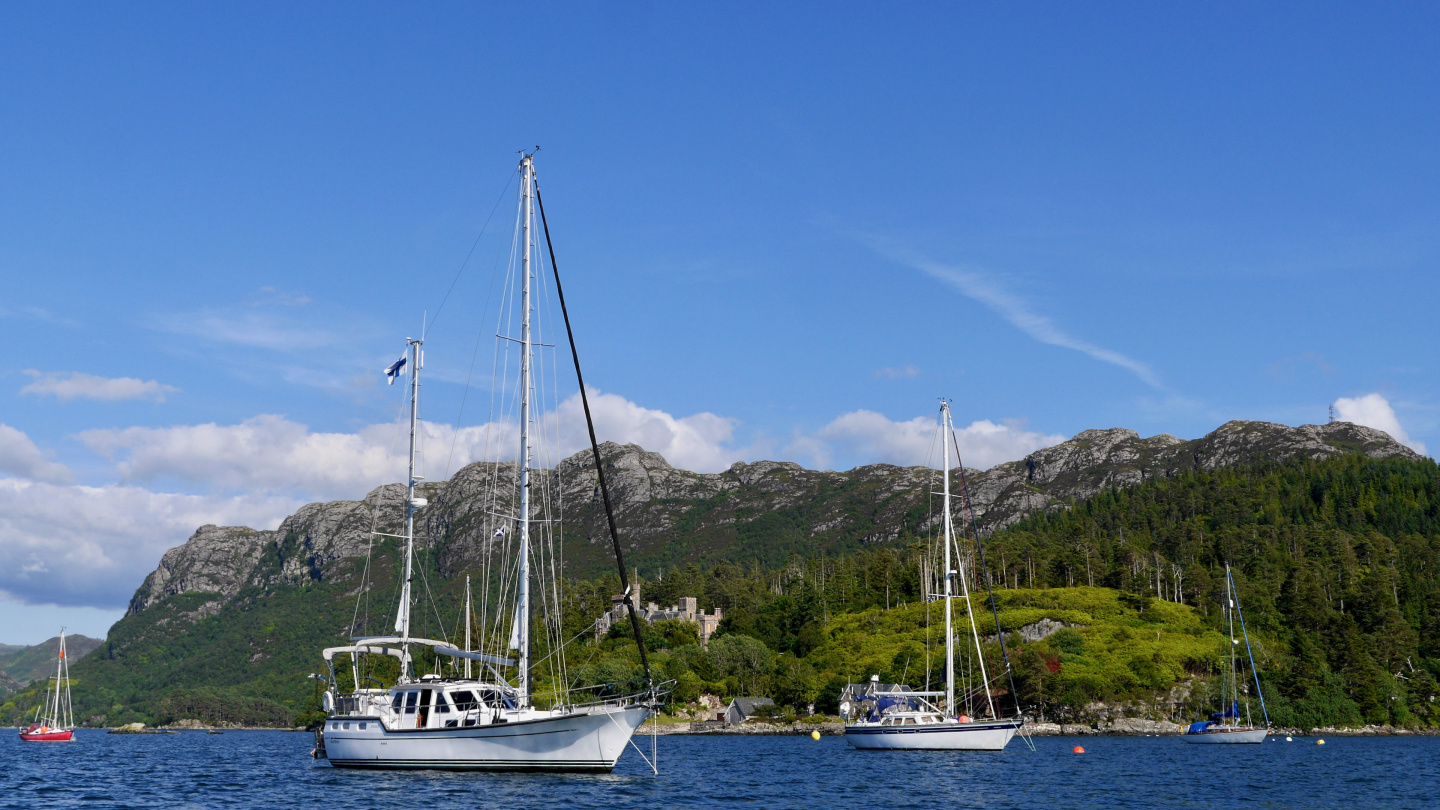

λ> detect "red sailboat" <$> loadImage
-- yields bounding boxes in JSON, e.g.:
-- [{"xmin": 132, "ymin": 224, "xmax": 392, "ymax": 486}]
[{"xmin": 19, "ymin": 630, "xmax": 76, "ymax": 742}]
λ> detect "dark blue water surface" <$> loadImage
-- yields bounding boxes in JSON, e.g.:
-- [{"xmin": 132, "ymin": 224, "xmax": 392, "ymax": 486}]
[{"xmin": 2, "ymin": 730, "xmax": 1436, "ymax": 808}]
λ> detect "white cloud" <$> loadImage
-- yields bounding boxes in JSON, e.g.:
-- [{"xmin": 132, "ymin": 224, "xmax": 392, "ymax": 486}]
[
  {"xmin": 788, "ymin": 409, "xmax": 1064, "ymax": 471},
  {"xmin": 75, "ymin": 390, "xmax": 752, "ymax": 501},
  {"xmin": 79, "ymin": 393, "xmax": 1064, "ymax": 501},
  {"xmin": 875, "ymin": 365, "xmax": 920, "ymax": 379},
  {"xmin": 79, "ymin": 415, "xmax": 423, "ymax": 500},
  {"xmin": 0, "ymin": 424, "xmax": 72, "ymax": 483},
  {"xmin": 1333, "ymin": 393, "xmax": 1426, "ymax": 455},
  {"xmin": 21, "ymin": 370, "xmax": 180, "ymax": 402},
  {"xmin": 558, "ymin": 390, "xmax": 744, "ymax": 473},
  {"xmin": 0, "ymin": 478, "xmax": 298, "ymax": 608}
]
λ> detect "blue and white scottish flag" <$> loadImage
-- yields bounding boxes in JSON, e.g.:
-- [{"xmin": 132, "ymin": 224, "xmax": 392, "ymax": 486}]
[{"xmin": 385, "ymin": 355, "xmax": 407, "ymax": 385}]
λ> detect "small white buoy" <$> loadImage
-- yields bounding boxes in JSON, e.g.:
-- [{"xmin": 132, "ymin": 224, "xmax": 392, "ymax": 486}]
[{"xmin": 1286, "ymin": 736, "xmax": 1293, "ymax": 742}]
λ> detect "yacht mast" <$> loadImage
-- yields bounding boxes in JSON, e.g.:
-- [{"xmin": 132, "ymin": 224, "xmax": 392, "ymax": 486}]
[
  {"xmin": 941, "ymin": 402, "xmax": 956, "ymax": 718},
  {"xmin": 516, "ymin": 154, "xmax": 535, "ymax": 707},
  {"xmin": 464, "ymin": 575, "xmax": 473, "ymax": 680},
  {"xmin": 51, "ymin": 629, "xmax": 65, "ymax": 727},
  {"xmin": 1226, "ymin": 563, "xmax": 1237, "ymax": 725},
  {"xmin": 395, "ymin": 334, "xmax": 423, "ymax": 679},
  {"xmin": 945, "ymin": 403, "xmax": 995, "ymax": 719}
]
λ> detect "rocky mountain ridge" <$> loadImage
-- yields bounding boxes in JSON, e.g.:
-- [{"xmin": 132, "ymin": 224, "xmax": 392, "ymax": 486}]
[{"xmin": 129, "ymin": 419, "xmax": 1419, "ymax": 617}]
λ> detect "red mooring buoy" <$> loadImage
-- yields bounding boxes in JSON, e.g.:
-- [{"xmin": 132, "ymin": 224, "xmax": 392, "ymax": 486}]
[{"xmin": 1073, "ymin": 745, "xmax": 1085, "ymax": 754}]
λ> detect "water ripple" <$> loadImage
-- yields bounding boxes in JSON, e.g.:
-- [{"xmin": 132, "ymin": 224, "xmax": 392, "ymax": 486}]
[{"xmin": 0, "ymin": 730, "xmax": 1436, "ymax": 808}]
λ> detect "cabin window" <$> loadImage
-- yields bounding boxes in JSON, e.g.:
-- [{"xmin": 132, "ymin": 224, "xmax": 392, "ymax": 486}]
[
  {"xmin": 404, "ymin": 691, "xmax": 419, "ymax": 713},
  {"xmin": 330, "ymin": 722, "xmax": 340, "ymax": 730},
  {"xmin": 342, "ymin": 722, "xmax": 350, "ymax": 730},
  {"xmin": 434, "ymin": 692, "xmax": 451, "ymax": 713},
  {"xmin": 391, "ymin": 693, "xmax": 403, "ymax": 712},
  {"xmin": 359, "ymin": 723, "xmax": 367, "ymax": 730},
  {"xmin": 450, "ymin": 690, "xmax": 478, "ymax": 712},
  {"xmin": 480, "ymin": 689, "xmax": 516, "ymax": 710}
]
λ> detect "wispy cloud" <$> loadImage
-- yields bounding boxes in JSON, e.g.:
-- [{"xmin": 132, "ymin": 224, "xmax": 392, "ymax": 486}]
[
  {"xmin": 870, "ymin": 242, "xmax": 1163, "ymax": 389},
  {"xmin": 162, "ymin": 309, "xmax": 339, "ymax": 352},
  {"xmin": 875, "ymin": 365, "xmax": 920, "ymax": 379},
  {"xmin": 22, "ymin": 370, "xmax": 179, "ymax": 402},
  {"xmin": 0, "ymin": 306, "xmax": 82, "ymax": 328},
  {"xmin": 250, "ymin": 286, "xmax": 311, "ymax": 307}
]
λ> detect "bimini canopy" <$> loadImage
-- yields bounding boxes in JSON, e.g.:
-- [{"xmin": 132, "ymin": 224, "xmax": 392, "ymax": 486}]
[
  {"xmin": 322, "ymin": 645, "xmax": 405, "ymax": 663},
  {"xmin": 349, "ymin": 636, "xmax": 517, "ymax": 668}
]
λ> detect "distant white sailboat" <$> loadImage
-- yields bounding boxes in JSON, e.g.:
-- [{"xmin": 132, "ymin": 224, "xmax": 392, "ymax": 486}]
[
  {"xmin": 843, "ymin": 401, "xmax": 1025, "ymax": 751},
  {"xmin": 314, "ymin": 153, "xmax": 661, "ymax": 772},
  {"xmin": 1182, "ymin": 563, "xmax": 1270, "ymax": 744}
]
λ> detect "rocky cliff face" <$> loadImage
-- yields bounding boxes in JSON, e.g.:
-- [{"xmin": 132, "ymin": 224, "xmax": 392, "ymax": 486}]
[{"xmin": 126, "ymin": 420, "xmax": 1421, "ymax": 617}]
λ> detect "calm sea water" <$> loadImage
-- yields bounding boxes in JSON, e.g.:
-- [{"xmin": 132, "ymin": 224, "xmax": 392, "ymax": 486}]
[{"xmin": 2, "ymin": 729, "xmax": 1435, "ymax": 808}]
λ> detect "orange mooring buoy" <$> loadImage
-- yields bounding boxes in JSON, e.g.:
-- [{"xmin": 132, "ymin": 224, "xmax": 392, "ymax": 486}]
[{"xmin": 1073, "ymin": 745, "xmax": 1085, "ymax": 754}]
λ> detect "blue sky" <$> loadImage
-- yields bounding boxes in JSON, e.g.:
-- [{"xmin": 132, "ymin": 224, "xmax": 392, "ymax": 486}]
[{"xmin": 1, "ymin": 3, "xmax": 1437, "ymax": 642}]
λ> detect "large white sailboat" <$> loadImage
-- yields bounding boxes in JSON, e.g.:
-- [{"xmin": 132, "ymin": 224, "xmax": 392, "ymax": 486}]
[
  {"xmin": 843, "ymin": 401, "xmax": 1025, "ymax": 751},
  {"xmin": 314, "ymin": 153, "xmax": 659, "ymax": 772},
  {"xmin": 1182, "ymin": 563, "xmax": 1270, "ymax": 744}
]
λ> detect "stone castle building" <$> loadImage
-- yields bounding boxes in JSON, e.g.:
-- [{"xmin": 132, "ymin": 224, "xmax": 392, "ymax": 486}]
[{"xmin": 594, "ymin": 582, "xmax": 723, "ymax": 646}]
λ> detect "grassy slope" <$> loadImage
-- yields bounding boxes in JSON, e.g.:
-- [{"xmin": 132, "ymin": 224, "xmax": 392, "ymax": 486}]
[{"xmin": 808, "ymin": 587, "xmax": 1218, "ymax": 695}]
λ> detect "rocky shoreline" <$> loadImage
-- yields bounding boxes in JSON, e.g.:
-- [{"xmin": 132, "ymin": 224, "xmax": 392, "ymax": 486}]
[{"xmin": 645, "ymin": 719, "xmax": 1440, "ymax": 737}]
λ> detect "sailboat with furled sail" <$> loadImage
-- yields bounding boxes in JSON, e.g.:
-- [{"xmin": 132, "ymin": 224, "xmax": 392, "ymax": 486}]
[
  {"xmin": 19, "ymin": 630, "xmax": 75, "ymax": 742},
  {"xmin": 313, "ymin": 153, "xmax": 663, "ymax": 771},
  {"xmin": 842, "ymin": 401, "xmax": 1026, "ymax": 750},
  {"xmin": 1181, "ymin": 563, "xmax": 1270, "ymax": 744}
]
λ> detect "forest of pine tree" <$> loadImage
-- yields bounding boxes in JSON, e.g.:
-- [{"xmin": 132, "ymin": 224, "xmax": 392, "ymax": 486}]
[{"xmin": 563, "ymin": 454, "xmax": 1440, "ymax": 729}]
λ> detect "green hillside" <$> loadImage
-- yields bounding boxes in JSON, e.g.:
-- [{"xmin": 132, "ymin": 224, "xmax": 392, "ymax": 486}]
[
  {"xmin": 5, "ymin": 452, "xmax": 1438, "ymax": 730},
  {"xmin": 0, "ymin": 635, "xmax": 102, "ymax": 698}
]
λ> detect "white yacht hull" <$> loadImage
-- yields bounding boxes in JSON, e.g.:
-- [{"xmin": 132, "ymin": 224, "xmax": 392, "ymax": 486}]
[
  {"xmin": 323, "ymin": 705, "xmax": 650, "ymax": 771},
  {"xmin": 845, "ymin": 718, "xmax": 1023, "ymax": 751},
  {"xmin": 1180, "ymin": 727, "xmax": 1268, "ymax": 744}
]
